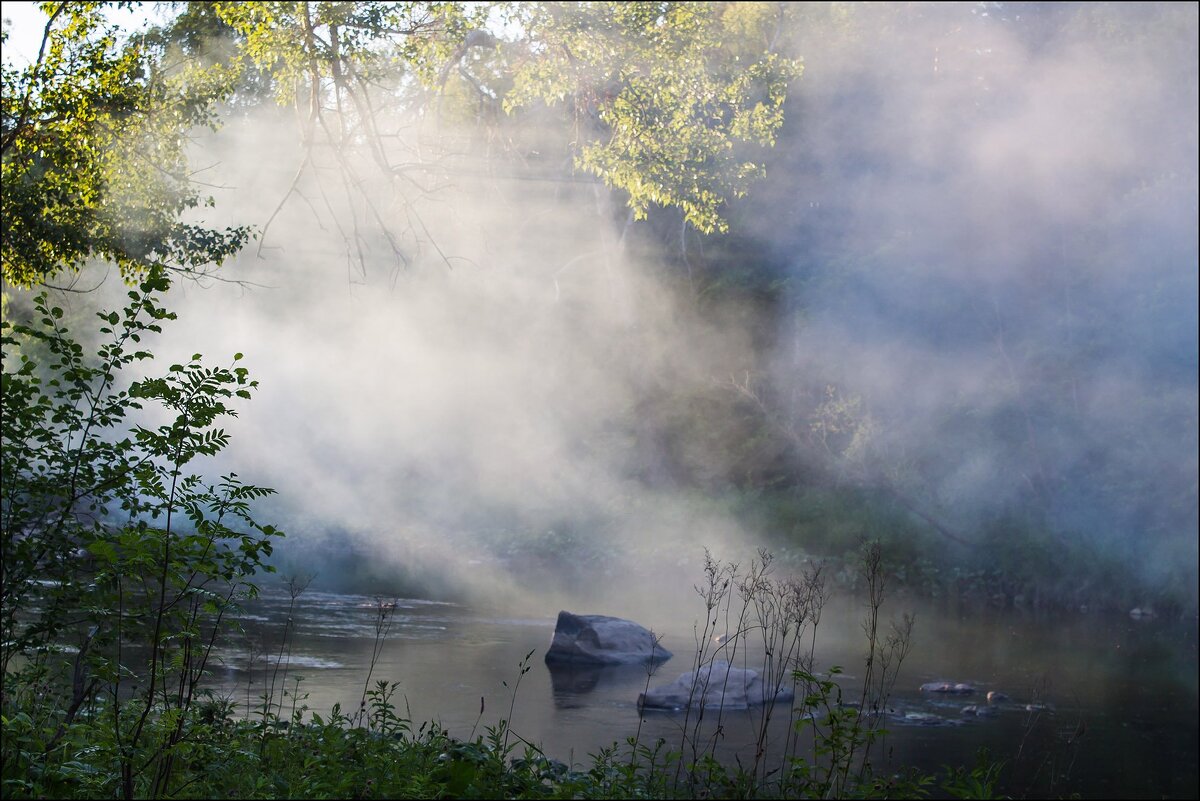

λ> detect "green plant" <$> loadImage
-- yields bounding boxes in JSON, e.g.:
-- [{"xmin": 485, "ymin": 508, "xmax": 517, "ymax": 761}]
[
  {"xmin": 1, "ymin": 270, "xmax": 282, "ymax": 799},
  {"xmin": 353, "ymin": 596, "xmax": 399, "ymax": 729},
  {"xmin": 939, "ymin": 749, "xmax": 1009, "ymax": 800},
  {"xmin": 1, "ymin": 4, "xmax": 249, "ymax": 288},
  {"xmin": 264, "ymin": 573, "xmax": 314, "ymax": 724}
]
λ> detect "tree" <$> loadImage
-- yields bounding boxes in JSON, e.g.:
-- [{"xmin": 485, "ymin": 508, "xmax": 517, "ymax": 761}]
[
  {"xmin": 193, "ymin": 1, "xmax": 800, "ymax": 262},
  {"xmin": 1, "ymin": 276, "xmax": 282, "ymax": 798},
  {"xmin": 1, "ymin": 1, "xmax": 250, "ymax": 288},
  {"xmin": 2, "ymin": 5, "xmax": 280, "ymax": 796},
  {"xmin": 505, "ymin": 2, "xmax": 800, "ymax": 234},
  {"xmin": 0, "ymin": 5, "xmax": 809, "ymax": 790}
]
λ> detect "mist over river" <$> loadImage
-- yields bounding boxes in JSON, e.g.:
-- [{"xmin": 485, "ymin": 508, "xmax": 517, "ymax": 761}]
[
  {"xmin": 207, "ymin": 582, "xmax": 1198, "ymax": 800},
  {"xmin": 3, "ymin": 4, "xmax": 1196, "ymax": 800}
]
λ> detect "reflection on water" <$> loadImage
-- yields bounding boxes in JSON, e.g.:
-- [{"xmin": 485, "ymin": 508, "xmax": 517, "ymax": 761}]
[
  {"xmin": 546, "ymin": 663, "xmax": 657, "ymax": 707},
  {"xmin": 204, "ymin": 586, "xmax": 1198, "ymax": 799}
]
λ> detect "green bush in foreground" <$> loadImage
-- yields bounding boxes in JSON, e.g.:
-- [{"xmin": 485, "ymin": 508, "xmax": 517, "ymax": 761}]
[{"xmin": 2, "ymin": 272, "xmax": 281, "ymax": 799}]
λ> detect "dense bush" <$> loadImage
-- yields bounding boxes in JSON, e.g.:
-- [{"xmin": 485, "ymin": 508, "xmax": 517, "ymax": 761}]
[{"xmin": 2, "ymin": 272, "xmax": 282, "ymax": 799}]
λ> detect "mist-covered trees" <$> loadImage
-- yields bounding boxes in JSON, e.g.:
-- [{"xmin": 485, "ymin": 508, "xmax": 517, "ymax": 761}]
[
  {"xmin": 2, "ymin": 2, "xmax": 801, "ymax": 290},
  {"xmin": 180, "ymin": 1, "xmax": 800, "ymax": 242},
  {"xmin": 722, "ymin": 1, "xmax": 1199, "ymax": 607}
]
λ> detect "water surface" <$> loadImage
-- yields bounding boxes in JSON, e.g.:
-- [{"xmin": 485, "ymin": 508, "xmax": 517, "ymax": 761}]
[{"xmin": 206, "ymin": 586, "xmax": 1198, "ymax": 799}]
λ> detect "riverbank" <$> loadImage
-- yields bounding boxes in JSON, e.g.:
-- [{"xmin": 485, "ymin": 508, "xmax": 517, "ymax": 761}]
[{"xmin": 3, "ymin": 672, "xmax": 1007, "ymax": 800}]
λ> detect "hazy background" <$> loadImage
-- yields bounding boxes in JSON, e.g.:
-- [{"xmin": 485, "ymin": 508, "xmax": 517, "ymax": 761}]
[{"xmin": 752, "ymin": 2, "xmax": 1198, "ymax": 599}]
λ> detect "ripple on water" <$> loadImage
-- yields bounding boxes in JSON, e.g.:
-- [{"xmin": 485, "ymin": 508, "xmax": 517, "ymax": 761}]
[{"xmin": 207, "ymin": 650, "xmax": 345, "ymax": 670}]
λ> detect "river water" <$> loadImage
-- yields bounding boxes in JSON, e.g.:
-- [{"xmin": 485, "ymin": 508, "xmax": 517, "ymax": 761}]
[{"xmin": 204, "ymin": 584, "xmax": 1198, "ymax": 799}]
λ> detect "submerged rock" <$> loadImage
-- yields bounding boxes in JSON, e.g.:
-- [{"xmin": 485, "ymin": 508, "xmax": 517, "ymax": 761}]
[
  {"xmin": 986, "ymin": 690, "xmax": 1009, "ymax": 703},
  {"xmin": 543, "ymin": 611, "xmax": 671, "ymax": 666},
  {"xmin": 895, "ymin": 710, "xmax": 966, "ymax": 727},
  {"xmin": 920, "ymin": 681, "xmax": 975, "ymax": 694},
  {"xmin": 961, "ymin": 704, "xmax": 998, "ymax": 717},
  {"xmin": 638, "ymin": 661, "xmax": 794, "ymax": 711}
]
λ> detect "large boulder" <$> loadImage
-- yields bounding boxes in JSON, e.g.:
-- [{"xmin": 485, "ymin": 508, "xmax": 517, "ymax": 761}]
[
  {"xmin": 638, "ymin": 661, "xmax": 795, "ymax": 711},
  {"xmin": 543, "ymin": 611, "xmax": 672, "ymax": 666}
]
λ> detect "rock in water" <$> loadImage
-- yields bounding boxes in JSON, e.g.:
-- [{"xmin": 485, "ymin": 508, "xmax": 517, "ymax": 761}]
[
  {"xmin": 544, "ymin": 611, "xmax": 672, "ymax": 665},
  {"xmin": 638, "ymin": 661, "xmax": 795, "ymax": 711},
  {"xmin": 961, "ymin": 704, "xmax": 998, "ymax": 717},
  {"xmin": 920, "ymin": 681, "xmax": 975, "ymax": 694}
]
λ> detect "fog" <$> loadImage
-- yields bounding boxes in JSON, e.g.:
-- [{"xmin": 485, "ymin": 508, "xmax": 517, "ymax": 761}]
[
  {"xmin": 44, "ymin": 3, "xmax": 1196, "ymax": 615},
  {"xmin": 749, "ymin": 2, "xmax": 1198, "ymax": 600},
  {"xmin": 125, "ymin": 103, "xmax": 763, "ymax": 618}
]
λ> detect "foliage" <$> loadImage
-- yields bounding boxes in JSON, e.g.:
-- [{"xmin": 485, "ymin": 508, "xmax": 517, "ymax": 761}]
[
  {"xmin": 1, "ymin": 2, "xmax": 250, "ymax": 288},
  {"xmin": 212, "ymin": 0, "xmax": 483, "ymax": 104},
  {"xmin": 504, "ymin": 2, "xmax": 802, "ymax": 233},
  {"xmin": 1, "ymin": 272, "xmax": 282, "ymax": 799},
  {"xmin": 188, "ymin": 1, "xmax": 800, "ymax": 245}
]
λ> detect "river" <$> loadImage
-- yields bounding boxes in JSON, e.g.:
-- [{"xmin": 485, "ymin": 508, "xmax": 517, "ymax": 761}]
[{"xmin": 203, "ymin": 583, "xmax": 1198, "ymax": 799}]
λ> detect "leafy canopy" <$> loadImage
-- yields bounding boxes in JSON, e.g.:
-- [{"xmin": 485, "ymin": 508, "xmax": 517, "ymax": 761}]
[
  {"xmin": 3, "ymin": 2, "xmax": 800, "ymax": 289},
  {"xmin": 505, "ymin": 2, "xmax": 801, "ymax": 233},
  {"xmin": 206, "ymin": 1, "xmax": 800, "ymax": 236},
  {"xmin": 1, "ymin": 1, "xmax": 250, "ymax": 288}
]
